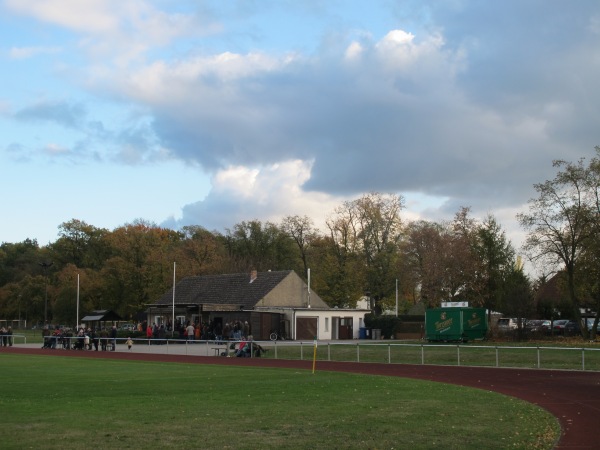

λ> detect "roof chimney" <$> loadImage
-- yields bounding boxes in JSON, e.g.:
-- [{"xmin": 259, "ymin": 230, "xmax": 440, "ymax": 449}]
[{"xmin": 250, "ymin": 269, "xmax": 258, "ymax": 283}]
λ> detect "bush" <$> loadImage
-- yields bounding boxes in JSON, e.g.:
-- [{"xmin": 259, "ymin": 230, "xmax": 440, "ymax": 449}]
[
  {"xmin": 117, "ymin": 330, "xmax": 144, "ymax": 339},
  {"xmin": 364, "ymin": 314, "xmax": 402, "ymax": 339}
]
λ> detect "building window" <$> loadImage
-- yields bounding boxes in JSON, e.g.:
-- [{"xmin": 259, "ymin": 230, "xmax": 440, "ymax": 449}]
[{"xmin": 325, "ymin": 317, "xmax": 329, "ymax": 332}]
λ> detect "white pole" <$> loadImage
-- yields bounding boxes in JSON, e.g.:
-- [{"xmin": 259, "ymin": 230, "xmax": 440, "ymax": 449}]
[
  {"xmin": 76, "ymin": 273, "xmax": 80, "ymax": 328},
  {"xmin": 395, "ymin": 278, "xmax": 398, "ymax": 317},
  {"xmin": 172, "ymin": 262, "xmax": 176, "ymax": 335},
  {"xmin": 307, "ymin": 268, "xmax": 311, "ymax": 308}
]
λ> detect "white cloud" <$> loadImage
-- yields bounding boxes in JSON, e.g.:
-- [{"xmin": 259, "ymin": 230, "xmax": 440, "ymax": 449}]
[
  {"xmin": 5, "ymin": 0, "xmax": 219, "ymax": 65},
  {"xmin": 169, "ymin": 160, "xmax": 347, "ymax": 233},
  {"xmin": 5, "ymin": 0, "xmax": 120, "ymax": 33},
  {"xmin": 212, "ymin": 165, "xmax": 260, "ymax": 197},
  {"xmin": 81, "ymin": 18, "xmax": 586, "ymax": 213},
  {"xmin": 588, "ymin": 15, "xmax": 600, "ymax": 34},
  {"xmin": 344, "ymin": 41, "xmax": 363, "ymax": 60},
  {"xmin": 379, "ymin": 29, "xmax": 415, "ymax": 46},
  {"xmin": 119, "ymin": 51, "xmax": 289, "ymax": 105},
  {"xmin": 44, "ymin": 143, "xmax": 70, "ymax": 155},
  {"xmin": 3, "ymin": 0, "xmax": 600, "ymax": 254},
  {"xmin": 9, "ymin": 46, "xmax": 62, "ymax": 59}
]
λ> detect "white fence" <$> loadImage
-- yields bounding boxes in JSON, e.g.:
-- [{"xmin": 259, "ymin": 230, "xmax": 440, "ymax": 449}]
[{"xmin": 6, "ymin": 336, "xmax": 600, "ymax": 372}]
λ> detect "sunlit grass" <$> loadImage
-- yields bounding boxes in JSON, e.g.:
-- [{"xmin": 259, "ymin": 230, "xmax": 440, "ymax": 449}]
[{"xmin": 0, "ymin": 354, "xmax": 559, "ymax": 449}]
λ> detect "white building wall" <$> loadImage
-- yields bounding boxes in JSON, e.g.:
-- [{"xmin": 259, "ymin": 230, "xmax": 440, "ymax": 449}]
[{"xmin": 258, "ymin": 308, "xmax": 369, "ymax": 340}]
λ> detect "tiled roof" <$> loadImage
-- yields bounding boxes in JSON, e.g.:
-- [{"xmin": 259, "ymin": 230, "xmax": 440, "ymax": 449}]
[{"xmin": 154, "ymin": 270, "xmax": 292, "ymax": 308}]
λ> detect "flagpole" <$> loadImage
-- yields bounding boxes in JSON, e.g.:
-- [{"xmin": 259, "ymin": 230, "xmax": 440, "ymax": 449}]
[
  {"xmin": 312, "ymin": 336, "xmax": 318, "ymax": 374},
  {"xmin": 172, "ymin": 262, "xmax": 176, "ymax": 336},
  {"xmin": 76, "ymin": 273, "xmax": 80, "ymax": 329},
  {"xmin": 395, "ymin": 278, "xmax": 398, "ymax": 317}
]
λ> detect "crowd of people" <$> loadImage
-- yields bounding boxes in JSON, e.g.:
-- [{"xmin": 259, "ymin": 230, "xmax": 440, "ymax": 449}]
[
  {"xmin": 141, "ymin": 319, "xmax": 264, "ymax": 356},
  {"xmin": 1, "ymin": 318, "xmax": 270, "ymax": 359},
  {"xmin": 41, "ymin": 325, "xmax": 118, "ymax": 351},
  {"xmin": 144, "ymin": 319, "xmax": 252, "ymax": 343},
  {"xmin": 28, "ymin": 318, "xmax": 265, "ymax": 357}
]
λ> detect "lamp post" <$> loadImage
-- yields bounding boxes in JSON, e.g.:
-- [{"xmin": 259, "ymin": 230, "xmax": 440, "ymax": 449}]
[{"xmin": 39, "ymin": 261, "xmax": 53, "ymax": 325}]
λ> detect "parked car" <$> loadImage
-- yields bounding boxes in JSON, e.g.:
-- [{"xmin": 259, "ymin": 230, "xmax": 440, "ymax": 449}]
[
  {"xmin": 497, "ymin": 318, "xmax": 520, "ymax": 330},
  {"xmin": 525, "ymin": 319, "xmax": 544, "ymax": 333},
  {"xmin": 552, "ymin": 319, "xmax": 570, "ymax": 335},
  {"xmin": 540, "ymin": 320, "xmax": 552, "ymax": 334},
  {"xmin": 585, "ymin": 318, "xmax": 600, "ymax": 333},
  {"xmin": 119, "ymin": 323, "xmax": 136, "ymax": 331},
  {"xmin": 564, "ymin": 320, "xmax": 581, "ymax": 336}
]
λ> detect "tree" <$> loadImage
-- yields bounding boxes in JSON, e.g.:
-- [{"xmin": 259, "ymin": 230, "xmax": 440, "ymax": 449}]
[
  {"xmin": 280, "ymin": 215, "xmax": 318, "ymax": 279},
  {"xmin": 518, "ymin": 152, "xmax": 598, "ymax": 339},
  {"xmin": 50, "ymin": 219, "xmax": 110, "ymax": 269},
  {"xmin": 222, "ymin": 220, "xmax": 299, "ymax": 273},
  {"xmin": 501, "ymin": 265, "xmax": 535, "ymax": 340},
  {"xmin": 404, "ymin": 209, "xmax": 485, "ymax": 308},
  {"xmin": 473, "ymin": 214, "xmax": 516, "ymax": 315},
  {"xmin": 0, "ymin": 275, "xmax": 47, "ymax": 327},
  {"xmin": 0, "ymin": 239, "xmax": 41, "ymax": 286},
  {"xmin": 580, "ymin": 147, "xmax": 600, "ymax": 338},
  {"xmin": 308, "ymin": 234, "xmax": 364, "ymax": 308},
  {"xmin": 327, "ymin": 193, "xmax": 404, "ymax": 314},
  {"xmin": 175, "ymin": 225, "xmax": 227, "ymax": 277},
  {"xmin": 404, "ymin": 220, "xmax": 446, "ymax": 307},
  {"xmin": 445, "ymin": 207, "xmax": 484, "ymax": 305},
  {"xmin": 102, "ymin": 220, "xmax": 183, "ymax": 317},
  {"xmin": 51, "ymin": 264, "xmax": 108, "ymax": 326}
]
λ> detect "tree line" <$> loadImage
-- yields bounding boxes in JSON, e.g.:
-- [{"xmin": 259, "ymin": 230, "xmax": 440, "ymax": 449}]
[{"xmin": 1, "ymin": 148, "xmax": 599, "ymax": 339}]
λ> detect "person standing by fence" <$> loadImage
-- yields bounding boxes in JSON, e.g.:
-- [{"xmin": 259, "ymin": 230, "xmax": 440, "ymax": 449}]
[
  {"xmin": 100, "ymin": 327, "xmax": 108, "ymax": 351},
  {"xmin": 110, "ymin": 325, "xmax": 117, "ymax": 351}
]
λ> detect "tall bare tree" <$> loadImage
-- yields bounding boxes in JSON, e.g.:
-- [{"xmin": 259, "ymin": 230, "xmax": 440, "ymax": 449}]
[
  {"xmin": 280, "ymin": 215, "xmax": 318, "ymax": 279},
  {"xmin": 518, "ymin": 151, "xmax": 600, "ymax": 339}
]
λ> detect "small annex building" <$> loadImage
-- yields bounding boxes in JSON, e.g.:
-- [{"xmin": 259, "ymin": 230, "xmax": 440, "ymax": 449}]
[
  {"xmin": 80, "ymin": 309, "xmax": 123, "ymax": 330},
  {"xmin": 148, "ymin": 270, "xmax": 370, "ymax": 341}
]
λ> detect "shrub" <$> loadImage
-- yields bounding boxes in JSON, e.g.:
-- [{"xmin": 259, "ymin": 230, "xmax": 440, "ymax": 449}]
[{"xmin": 364, "ymin": 314, "xmax": 402, "ymax": 339}]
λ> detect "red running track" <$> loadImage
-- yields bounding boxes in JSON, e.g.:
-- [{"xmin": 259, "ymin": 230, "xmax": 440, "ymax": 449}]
[{"xmin": 3, "ymin": 347, "xmax": 599, "ymax": 449}]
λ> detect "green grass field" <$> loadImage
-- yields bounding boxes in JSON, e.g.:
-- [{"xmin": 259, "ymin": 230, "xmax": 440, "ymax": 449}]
[{"xmin": 0, "ymin": 354, "xmax": 558, "ymax": 449}]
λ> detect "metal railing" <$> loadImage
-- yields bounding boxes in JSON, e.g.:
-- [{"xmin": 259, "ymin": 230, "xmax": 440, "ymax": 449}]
[
  {"xmin": 7, "ymin": 337, "xmax": 600, "ymax": 371},
  {"xmin": 274, "ymin": 341, "xmax": 600, "ymax": 372}
]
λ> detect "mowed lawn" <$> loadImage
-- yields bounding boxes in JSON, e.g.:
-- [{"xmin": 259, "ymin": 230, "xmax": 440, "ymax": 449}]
[{"xmin": 0, "ymin": 354, "xmax": 558, "ymax": 449}]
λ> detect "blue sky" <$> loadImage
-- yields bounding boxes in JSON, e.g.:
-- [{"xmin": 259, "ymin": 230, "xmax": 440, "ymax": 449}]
[{"xmin": 1, "ymin": 1, "xmax": 599, "ymax": 266}]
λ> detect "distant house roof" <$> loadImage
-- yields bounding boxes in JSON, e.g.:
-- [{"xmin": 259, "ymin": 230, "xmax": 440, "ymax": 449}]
[
  {"xmin": 154, "ymin": 270, "xmax": 294, "ymax": 309},
  {"xmin": 81, "ymin": 310, "xmax": 122, "ymax": 322}
]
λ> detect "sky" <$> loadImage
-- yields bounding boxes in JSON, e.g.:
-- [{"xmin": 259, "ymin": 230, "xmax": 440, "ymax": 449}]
[{"xmin": 1, "ymin": 0, "xmax": 600, "ymax": 270}]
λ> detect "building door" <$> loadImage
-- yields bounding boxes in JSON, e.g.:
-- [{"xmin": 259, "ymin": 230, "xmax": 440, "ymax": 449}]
[
  {"xmin": 332, "ymin": 317, "xmax": 340, "ymax": 339},
  {"xmin": 338, "ymin": 317, "xmax": 353, "ymax": 339},
  {"xmin": 296, "ymin": 317, "xmax": 318, "ymax": 340}
]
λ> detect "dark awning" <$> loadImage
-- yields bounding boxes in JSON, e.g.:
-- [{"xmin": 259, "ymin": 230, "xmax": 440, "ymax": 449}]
[
  {"xmin": 80, "ymin": 310, "xmax": 122, "ymax": 322},
  {"xmin": 81, "ymin": 314, "xmax": 104, "ymax": 321}
]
